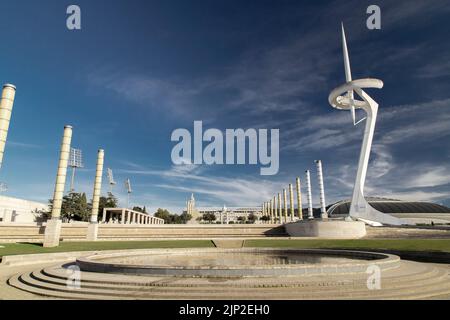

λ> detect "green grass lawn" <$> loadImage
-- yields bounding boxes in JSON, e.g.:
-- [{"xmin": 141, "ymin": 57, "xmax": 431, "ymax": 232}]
[
  {"xmin": 244, "ymin": 239, "xmax": 450, "ymax": 252},
  {"xmin": 0, "ymin": 240, "xmax": 214, "ymax": 257},
  {"xmin": 1, "ymin": 239, "xmax": 449, "ymax": 258}
]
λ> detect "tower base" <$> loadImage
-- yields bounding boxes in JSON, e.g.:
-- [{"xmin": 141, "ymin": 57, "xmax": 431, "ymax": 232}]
[
  {"xmin": 285, "ymin": 219, "xmax": 366, "ymax": 239},
  {"xmin": 43, "ymin": 219, "xmax": 62, "ymax": 248},
  {"xmin": 86, "ymin": 223, "xmax": 99, "ymax": 241}
]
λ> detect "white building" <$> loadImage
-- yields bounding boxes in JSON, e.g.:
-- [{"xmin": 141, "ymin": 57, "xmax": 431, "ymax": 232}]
[
  {"xmin": 0, "ymin": 195, "xmax": 48, "ymax": 224},
  {"xmin": 184, "ymin": 205, "xmax": 262, "ymax": 223}
]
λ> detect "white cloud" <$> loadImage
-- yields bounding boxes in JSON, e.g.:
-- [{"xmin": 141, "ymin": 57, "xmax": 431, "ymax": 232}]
[{"xmin": 407, "ymin": 167, "xmax": 450, "ymax": 188}]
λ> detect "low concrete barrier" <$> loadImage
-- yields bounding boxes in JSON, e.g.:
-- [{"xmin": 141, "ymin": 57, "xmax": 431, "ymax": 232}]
[{"xmin": 0, "ymin": 223, "xmax": 287, "ymax": 243}]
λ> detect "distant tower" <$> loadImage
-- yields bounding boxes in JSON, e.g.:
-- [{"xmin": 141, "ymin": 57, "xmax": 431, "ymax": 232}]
[
  {"xmin": 187, "ymin": 193, "xmax": 196, "ymax": 215},
  {"xmin": 222, "ymin": 204, "xmax": 227, "ymax": 224}
]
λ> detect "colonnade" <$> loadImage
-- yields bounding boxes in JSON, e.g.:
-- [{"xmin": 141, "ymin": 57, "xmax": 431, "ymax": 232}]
[
  {"xmin": 101, "ymin": 208, "xmax": 164, "ymax": 225},
  {"xmin": 261, "ymin": 160, "xmax": 328, "ymax": 225}
]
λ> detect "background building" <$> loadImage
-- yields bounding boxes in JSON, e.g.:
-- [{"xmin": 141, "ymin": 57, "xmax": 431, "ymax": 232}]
[
  {"xmin": 0, "ymin": 195, "xmax": 48, "ymax": 223},
  {"xmin": 184, "ymin": 203, "xmax": 262, "ymax": 223},
  {"xmin": 328, "ymin": 197, "xmax": 450, "ymax": 225}
]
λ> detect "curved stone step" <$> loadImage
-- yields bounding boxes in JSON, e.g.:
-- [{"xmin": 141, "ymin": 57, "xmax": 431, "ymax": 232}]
[
  {"xmin": 40, "ymin": 262, "xmax": 442, "ymax": 291},
  {"xmin": 12, "ymin": 267, "xmax": 450, "ymax": 300}
]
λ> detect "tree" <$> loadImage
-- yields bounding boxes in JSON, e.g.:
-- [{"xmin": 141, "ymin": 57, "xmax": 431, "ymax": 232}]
[
  {"xmin": 154, "ymin": 208, "xmax": 192, "ymax": 224},
  {"xmin": 98, "ymin": 192, "xmax": 118, "ymax": 220},
  {"xmin": 247, "ymin": 213, "xmax": 257, "ymax": 224},
  {"xmin": 48, "ymin": 192, "xmax": 90, "ymax": 222},
  {"xmin": 133, "ymin": 206, "xmax": 146, "ymax": 213},
  {"xmin": 202, "ymin": 213, "xmax": 216, "ymax": 224},
  {"xmin": 237, "ymin": 216, "xmax": 247, "ymax": 224},
  {"xmin": 154, "ymin": 208, "xmax": 172, "ymax": 223}
]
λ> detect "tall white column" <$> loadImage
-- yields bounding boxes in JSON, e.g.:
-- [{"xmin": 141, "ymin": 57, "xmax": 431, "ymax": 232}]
[
  {"xmin": 315, "ymin": 160, "xmax": 328, "ymax": 219},
  {"xmin": 305, "ymin": 170, "xmax": 314, "ymax": 219},
  {"xmin": 270, "ymin": 199, "xmax": 274, "ymax": 223},
  {"xmin": 44, "ymin": 125, "xmax": 73, "ymax": 247},
  {"xmin": 273, "ymin": 196, "xmax": 277, "ymax": 223},
  {"xmin": 90, "ymin": 150, "xmax": 104, "ymax": 223},
  {"xmin": 87, "ymin": 149, "xmax": 104, "ymax": 241},
  {"xmin": 283, "ymin": 189, "xmax": 288, "ymax": 224},
  {"xmin": 0, "ymin": 84, "xmax": 16, "ymax": 170},
  {"xmin": 296, "ymin": 177, "xmax": 303, "ymax": 220},
  {"xmin": 277, "ymin": 193, "xmax": 282, "ymax": 224},
  {"xmin": 289, "ymin": 184, "xmax": 294, "ymax": 222}
]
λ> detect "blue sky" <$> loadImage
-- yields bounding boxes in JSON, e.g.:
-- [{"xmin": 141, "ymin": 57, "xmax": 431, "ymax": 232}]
[{"xmin": 0, "ymin": 0, "xmax": 450, "ymax": 213}]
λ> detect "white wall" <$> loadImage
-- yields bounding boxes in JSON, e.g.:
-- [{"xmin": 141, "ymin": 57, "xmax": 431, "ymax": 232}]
[{"xmin": 0, "ymin": 195, "xmax": 48, "ymax": 223}]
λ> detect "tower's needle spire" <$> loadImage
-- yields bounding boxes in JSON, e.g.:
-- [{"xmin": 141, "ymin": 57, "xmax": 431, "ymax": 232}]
[
  {"xmin": 341, "ymin": 23, "xmax": 352, "ymax": 83},
  {"xmin": 341, "ymin": 23, "xmax": 356, "ymax": 124}
]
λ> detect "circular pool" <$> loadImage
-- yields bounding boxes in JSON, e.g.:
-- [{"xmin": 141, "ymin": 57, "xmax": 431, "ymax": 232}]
[{"xmin": 76, "ymin": 248, "xmax": 400, "ymax": 277}]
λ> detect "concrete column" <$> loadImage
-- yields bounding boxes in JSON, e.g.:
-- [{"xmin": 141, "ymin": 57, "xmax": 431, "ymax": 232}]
[
  {"xmin": 89, "ymin": 149, "xmax": 104, "ymax": 224},
  {"xmin": 262, "ymin": 203, "xmax": 265, "ymax": 223},
  {"xmin": 283, "ymin": 189, "xmax": 288, "ymax": 224},
  {"xmin": 306, "ymin": 170, "xmax": 314, "ymax": 219},
  {"xmin": 87, "ymin": 149, "xmax": 104, "ymax": 241},
  {"xmin": 102, "ymin": 208, "xmax": 106, "ymax": 223},
  {"xmin": 265, "ymin": 202, "xmax": 268, "ymax": 223},
  {"xmin": 134, "ymin": 212, "xmax": 138, "ymax": 224},
  {"xmin": 296, "ymin": 177, "xmax": 303, "ymax": 220},
  {"xmin": 269, "ymin": 199, "xmax": 273, "ymax": 223},
  {"xmin": 120, "ymin": 209, "xmax": 125, "ymax": 224},
  {"xmin": 289, "ymin": 184, "xmax": 294, "ymax": 222},
  {"xmin": 277, "ymin": 193, "xmax": 282, "ymax": 224},
  {"xmin": 44, "ymin": 125, "xmax": 72, "ymax": 248},
  {"xmin": 273, "ymin": 196, "xmax": 277, "ymax": 223},
  {"xmin": 0, "ymin": 84, "xmax": 16, "ymax": 170},
  {"xmin": 315, "ymin": 160, "xmax": 328, "ymax": 219}
]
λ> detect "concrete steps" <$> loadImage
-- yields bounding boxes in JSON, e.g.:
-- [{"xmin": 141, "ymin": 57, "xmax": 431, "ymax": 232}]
[{"xmin": 7, "ymin": 261, "xmax": 450, "ymax": 300}]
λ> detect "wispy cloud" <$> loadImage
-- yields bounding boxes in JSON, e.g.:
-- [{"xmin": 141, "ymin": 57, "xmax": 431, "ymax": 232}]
[{"xmin": 8, "ymin": 141, "xmax": 41, "ymax": 149}]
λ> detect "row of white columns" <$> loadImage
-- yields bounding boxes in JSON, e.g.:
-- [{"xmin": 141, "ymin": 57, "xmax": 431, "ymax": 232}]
[
  {"xmin": 261, "ymin": 160, "xmax": 328, "ymax": 224},
  {"xmin": 44, "ymin": 125, "xmax": 165, "ymax": 247},
  {"xmin": 101, "ymin": 209, "xmax": 164, "ymax": 224}
]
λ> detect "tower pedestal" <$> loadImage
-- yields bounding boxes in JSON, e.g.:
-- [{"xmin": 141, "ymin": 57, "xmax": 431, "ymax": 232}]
[
  {"xmin": 86, "ymin": 223, "xmax": 99, "ymax": 241},
  {"xmin": 43, "ymin": 219, "xmax": 62, "ymax": 248},
  {"xmin": 285, "ymin": 219, "xmax": 366, "ymax": 239}
]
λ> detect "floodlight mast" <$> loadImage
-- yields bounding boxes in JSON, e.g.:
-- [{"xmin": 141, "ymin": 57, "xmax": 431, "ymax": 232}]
[
  {"xmin": 68, "ymin": 148, "xmax": 83, "ymax": 193},
  {"xmin": 107, "ymin": 168, "xmax": 116, "ymax": 193},
  {"xmin": 125, "ymin": 178, "xmax": 132, "ymax": 208}
]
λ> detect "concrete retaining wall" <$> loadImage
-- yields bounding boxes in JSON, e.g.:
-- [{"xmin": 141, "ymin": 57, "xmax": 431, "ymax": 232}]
[{"xmin": 0, "ymin": 223, "xmax": 287, "ymax": 243}]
